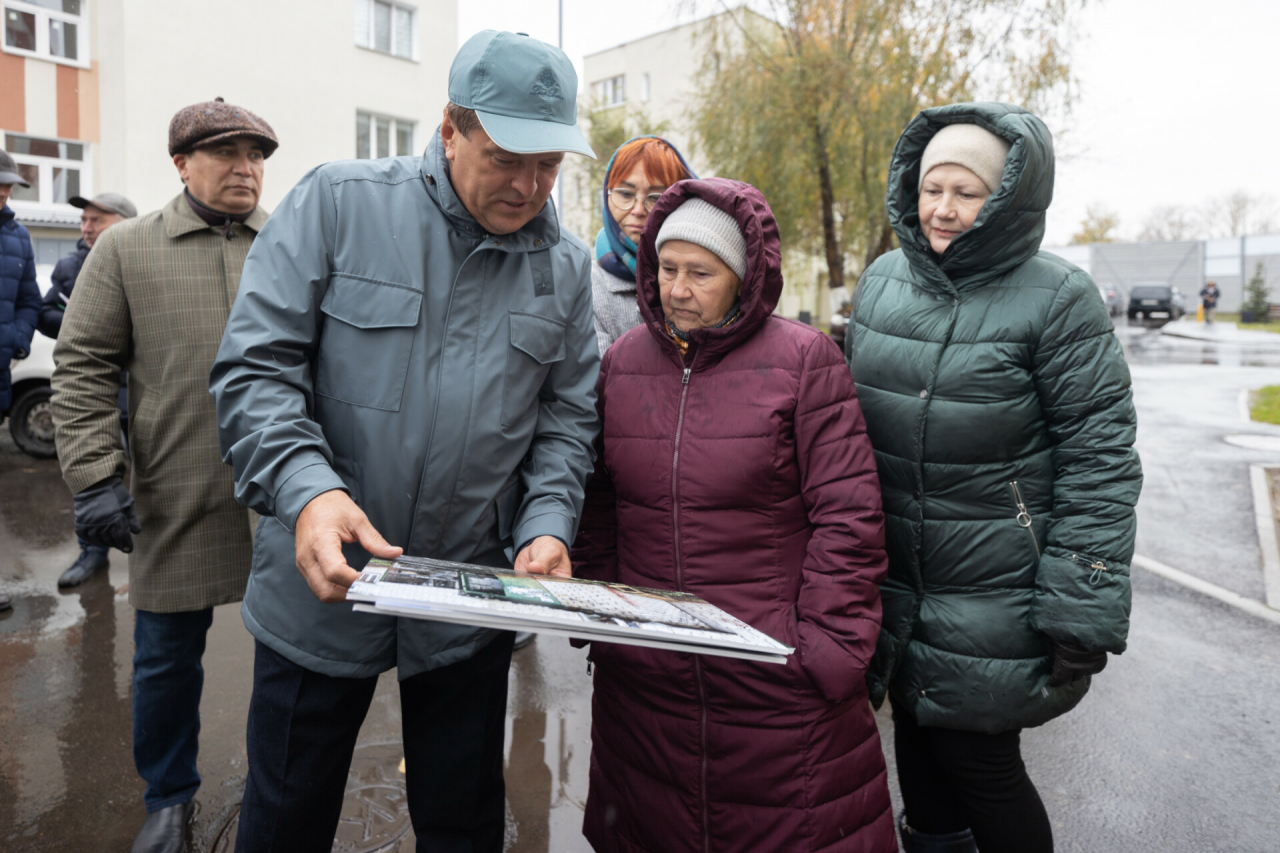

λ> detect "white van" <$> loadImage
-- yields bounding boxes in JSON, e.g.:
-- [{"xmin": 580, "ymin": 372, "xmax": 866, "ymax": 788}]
[{"xmin": 6, "ymin": 330, "xmax": 56, "ymax": 458}]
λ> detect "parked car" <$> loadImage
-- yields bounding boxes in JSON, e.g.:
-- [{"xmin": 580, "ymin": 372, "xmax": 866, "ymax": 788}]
[
  {"xmin": 1098, "ymin": 285, "xmax": 1123, "ymax": 317},
  {"xmin": 5, "ymin": 331, "xmax": 56, "ymax": 458},
  {"xmin": 1127, "ymin": 283, "xmax": 1184, "ymax": 322}
]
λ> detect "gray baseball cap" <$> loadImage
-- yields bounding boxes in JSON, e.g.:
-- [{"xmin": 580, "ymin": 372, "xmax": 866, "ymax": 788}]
[
  {"xmin": 449, "ymin": 30, "xmax": 595, "ymax": 159},
  {"xmin": 0, "ymin": 150, "xmax": 31, "ymax": 187},
  {"xmin": 70, "ymin": 193, "xmax": 138, "ymax": 219}
]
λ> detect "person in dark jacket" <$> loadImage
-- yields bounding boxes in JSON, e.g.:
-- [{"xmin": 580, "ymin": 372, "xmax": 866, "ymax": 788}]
[
  {"xmin": 572, "ymin": 178, "xmax": 897, "ymax": 853},
  {"xmin": 0, "ymin": 150, "xmax": 42, "ymax": 613},
  {"xmin": 845, "ymin": 103, "xmax": 1142, "ymax": 853},
  {"xmin": 41, "ymin": 192, "xmax": 137, "ymax": 589},
  {"xmin": 39, "ymin": 193, "xmax": 137, "ymax": 338},
  {"xmin": 1199, "ymin": 280, "xmax": 1220, "ymax": 324}
]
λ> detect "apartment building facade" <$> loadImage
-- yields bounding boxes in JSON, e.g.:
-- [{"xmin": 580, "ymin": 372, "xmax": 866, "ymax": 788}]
[{"xmin": 2, "ymin": 0, "xmax": 456, "ymax": 278}]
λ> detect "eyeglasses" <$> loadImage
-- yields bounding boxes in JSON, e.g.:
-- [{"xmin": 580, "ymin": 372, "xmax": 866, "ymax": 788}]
[{"xmin": 608, "ymin": 187, "xmax": 665, "ymax": 212}]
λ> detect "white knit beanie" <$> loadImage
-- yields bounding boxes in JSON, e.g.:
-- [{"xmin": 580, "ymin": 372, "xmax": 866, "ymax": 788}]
[
  {"xmin": 918, "ymin": 123, "xmax": 1013, "ymax": 193},
  {"xmin": 654, "ymin": 198, "xmax": 747, "ymax": 280}
]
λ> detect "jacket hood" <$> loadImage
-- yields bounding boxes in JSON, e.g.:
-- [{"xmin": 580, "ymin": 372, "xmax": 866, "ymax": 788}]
[
  {"xmin": 636, "ymin": 178, "xmax": 782, "ymax": 367},
  {"xmin": 886, "ymin": 102, "xmax": 1054, "ymax": 292},
  {"xmin": 420, "ymin": 127, "xmax": 561, "ymax": 253}
]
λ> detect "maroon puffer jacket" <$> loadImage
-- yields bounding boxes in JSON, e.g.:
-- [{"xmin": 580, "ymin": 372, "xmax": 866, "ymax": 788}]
[{"xmin": 572, "ymin": 179, "xmax": 895, "ymax": 853}]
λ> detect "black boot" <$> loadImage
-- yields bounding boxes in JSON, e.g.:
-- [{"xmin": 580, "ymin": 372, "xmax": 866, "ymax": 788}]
[
  {"xmin": 131, "ymin": 800, "xmax": 193, "ymax": 853},
  {"xmin": 899, "ymin": 810, "xmax": 979, "ymax": 853},
  {"xmin": 58, "ymin": 547, "xmax": 111, "ymax": 588}
]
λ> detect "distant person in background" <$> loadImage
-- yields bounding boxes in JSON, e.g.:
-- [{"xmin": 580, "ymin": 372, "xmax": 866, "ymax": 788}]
[
  {"xmin": 0, "ymin": 149, "xmax": 42, "ymax": 614},
  {"xmin": 592, "ymin": 135, "xmax": 695, "ymax": 353},
  {"xmin": 1200, "ymin": 279, "xmax": 1220, "ymax": 324},
  {"xmin": 40, "ymin": 192, "xmax": 138, "ymax": 590},
  {"xmin": 52, "ymin": 97, "xmax": 276, "ymax": 853}
]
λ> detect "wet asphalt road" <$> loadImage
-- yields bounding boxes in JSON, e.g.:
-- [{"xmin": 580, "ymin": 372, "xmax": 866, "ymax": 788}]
[{"xmin": 2, "ymin": 320, "xmax": 1279, "ymax": 852}]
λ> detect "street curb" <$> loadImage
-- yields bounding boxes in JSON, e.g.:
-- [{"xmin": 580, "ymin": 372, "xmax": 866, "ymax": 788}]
[
  {"xmin": 1131, "ymin": 554, "xmax": 1280, "ymax": 627},
  {"xmin": 1248, "ymin": 465, "xmax": 1280, "ymax": 609}
]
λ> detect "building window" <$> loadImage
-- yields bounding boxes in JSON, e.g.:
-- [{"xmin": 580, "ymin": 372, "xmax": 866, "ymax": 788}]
[
  {"xmin": 3, "ymin": 0, "xmax": 88, "ymax": 67},
  {"xmin": 641, "ymin": 73, "xmax": 650, "ymax": 103},
  {"xmin": 353, "ymin": 0, "xmax": 415, "ymax": 60},
  {"xmin": 356, "ymin": 112, "xmax": 415, "ymax": 159},
  {"xmin": 593, "ymin": 75, "xmax": 625, "ymax": 108},
  {"xmin": 4, "ymin": 132, "xmax": 88, "ymax": 206}
]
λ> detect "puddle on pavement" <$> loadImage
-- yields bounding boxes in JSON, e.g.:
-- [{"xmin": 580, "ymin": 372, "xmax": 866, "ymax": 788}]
[{"xmin": 1, "ymin": 434, "xmax": 595, "ymax": 852}]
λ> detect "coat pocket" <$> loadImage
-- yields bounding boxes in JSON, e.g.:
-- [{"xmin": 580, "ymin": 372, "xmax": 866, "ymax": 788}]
[
  {"xmin": 315, "ymin": 275, "xmax": 421, "ymax": 412},
  {"xmin": 501, "ymin": 311, "xmax": 566, "ymax": 427}
]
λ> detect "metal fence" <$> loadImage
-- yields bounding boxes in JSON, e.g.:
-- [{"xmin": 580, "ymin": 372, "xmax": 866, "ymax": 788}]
[{"xmin": 1044, "ymin": 234, "xmax": 1280, "ymax": 313}]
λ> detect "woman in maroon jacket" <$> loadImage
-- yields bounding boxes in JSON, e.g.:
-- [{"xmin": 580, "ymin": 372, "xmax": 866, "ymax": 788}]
[{"xmin": 572, "ymin": 178, "xmax": 896, "ymax": 853}]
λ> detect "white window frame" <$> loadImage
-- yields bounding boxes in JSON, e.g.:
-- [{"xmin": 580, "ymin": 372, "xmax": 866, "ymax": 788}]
[
  {"xmin": 3, "ymin": 130, "xmax": 92, "ymax": 211},
  {"xmin": 2, "ymin": 0, "xmax": 90, "ymax": 69},
  {"xmin": 355, "ymin": 111, "xmax": 416, "ymax": 160},
  {"xmin": 593, "ymin": 75, "xmax": 625, "ymax": 109},
  {"xmin": 353, "ymin": 0, "xmax": 417, "ymax": 61}
]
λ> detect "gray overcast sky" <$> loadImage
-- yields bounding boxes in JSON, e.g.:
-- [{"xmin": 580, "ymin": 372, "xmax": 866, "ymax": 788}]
[{"xmin": 459, "ymin": 0, "xmax": 1280, "ymax": 246}]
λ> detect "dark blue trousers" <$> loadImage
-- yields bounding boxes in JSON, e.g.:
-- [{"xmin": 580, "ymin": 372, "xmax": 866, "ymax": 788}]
[
  {"xmin": 132, "ymin": 607, "xmax": 214, "ymax": 812},
  {"xmin": 234, "ymin": 633, "xmax": 514, "ymax": 853}
]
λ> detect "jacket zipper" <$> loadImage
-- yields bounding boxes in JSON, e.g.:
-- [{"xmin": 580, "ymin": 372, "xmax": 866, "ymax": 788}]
[
  {"xmin": 670, "ymin": 364, "xmax": 709, "ymax": 853},
  {"xmin": 1069, "ymin": 553, "xmax": 1111, "ymax": 585},
  {"xmin": 1007, "ymin": 481, "xmax": 1041, "ymax": 558}
]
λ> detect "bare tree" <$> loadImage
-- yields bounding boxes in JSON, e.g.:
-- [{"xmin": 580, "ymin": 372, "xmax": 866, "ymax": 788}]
[
  {"xmin": 1137, "ymin": 205, "xmax": 1201, "ymax": 242},
  {"xmin": 1202, "ymin": 190, "xmax": 1277, "ymax": 238}
]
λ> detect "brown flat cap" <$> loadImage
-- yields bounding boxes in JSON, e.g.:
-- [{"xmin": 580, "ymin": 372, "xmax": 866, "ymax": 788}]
[{"xmin": 168, "ymin": 97, "xmax": 278, "ymax": 158}]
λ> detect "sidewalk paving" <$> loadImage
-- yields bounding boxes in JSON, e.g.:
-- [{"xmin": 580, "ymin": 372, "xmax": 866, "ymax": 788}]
[{"xmin": 1159, "ymin": 318, "xmax": 1280, "ymax": 346}]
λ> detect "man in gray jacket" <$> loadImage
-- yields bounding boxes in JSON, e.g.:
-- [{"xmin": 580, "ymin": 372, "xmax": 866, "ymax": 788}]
[{"xmin": 210, "ymin": 31, "xmax": 599, "ymax": 852}]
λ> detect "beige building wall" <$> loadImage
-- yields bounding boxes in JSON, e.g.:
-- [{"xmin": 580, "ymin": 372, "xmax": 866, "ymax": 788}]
[
  {"xmin": 92, "ymin": 0, "xmax": 457, "ymax": 217},
  {"xmin": 3, "ymin": 0, "xmax": 456, "ymax": 247}
]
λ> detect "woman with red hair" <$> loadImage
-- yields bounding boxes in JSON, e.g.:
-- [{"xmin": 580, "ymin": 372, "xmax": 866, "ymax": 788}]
[{"xmin": 592, "ymin": 136, "xmax": 696, "ymax": 353}]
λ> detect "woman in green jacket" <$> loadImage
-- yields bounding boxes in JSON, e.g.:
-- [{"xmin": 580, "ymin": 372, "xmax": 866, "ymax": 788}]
[{"xmin": 845, "ymin": 103, "xmax": 1142, "ymax": 853}]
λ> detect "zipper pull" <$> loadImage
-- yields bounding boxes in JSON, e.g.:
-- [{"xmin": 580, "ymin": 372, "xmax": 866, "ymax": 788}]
[
  {"xmin": 1071, "ymin": 554, "xmax": 1110, "ymax": 585},
  {"xmin": 682, "ymin": 368, "xmax": 691, "ymax": 385},
  {"xmin": 1009, "ymin": 481, "xmax": 1032, "ymax": 528},
  {"xmin": 586, "ymin": 660, "xmax": 594, "ymax": 676}
]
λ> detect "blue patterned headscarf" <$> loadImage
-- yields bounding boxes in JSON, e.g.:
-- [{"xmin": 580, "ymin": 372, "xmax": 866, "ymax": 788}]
[{"xmin": 595, "ymin": 136, "xmax": 697, "ymax": 282}]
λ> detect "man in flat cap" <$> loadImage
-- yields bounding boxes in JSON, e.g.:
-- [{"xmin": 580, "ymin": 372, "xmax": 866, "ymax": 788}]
[
  {"xmin": 52, "ymin": 97, "xmax": 277, "ymax": 853},
  {"xmin": 212, "ymin": 31, "xmax": 598, "ymax": 851},
  {"xmin": 40, "ymin": 192, "xmax": 137, "ymax": 589}
]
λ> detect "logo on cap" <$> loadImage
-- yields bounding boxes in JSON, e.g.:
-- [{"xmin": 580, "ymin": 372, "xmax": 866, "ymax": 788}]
[{"xmin": 531, "ymin": 70, "xmax": 563, "ymax": 103}]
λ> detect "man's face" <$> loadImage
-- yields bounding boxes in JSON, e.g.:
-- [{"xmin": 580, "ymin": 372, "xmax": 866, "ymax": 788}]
[
  {"xmin": 173, "ymin": 136, "xmax": 265, "ymax": 215},
  {"xmin": 441, "ymin": 110, "xmax": 564, "ymax": 236},
  {"xmin": 0, "ymin": 183, "xmax": 11, "ymax": 207},
  {"xmin": 80, "ymin": 205, "xmax": 124, "ymax": 248}
]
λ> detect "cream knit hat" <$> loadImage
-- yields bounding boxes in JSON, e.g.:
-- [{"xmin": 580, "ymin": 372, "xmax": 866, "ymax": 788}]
[
  {"xmin": 918, "ymin": 123, "xmax": 1012, "ymax": 193},
  {"xmin": 654, "ymin": 198, "xmax": 747, "ymax": 280}
]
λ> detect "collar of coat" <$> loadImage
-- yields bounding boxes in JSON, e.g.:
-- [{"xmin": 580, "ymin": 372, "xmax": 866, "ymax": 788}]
[
  {"xmin": 885, "ymin": 102, "xmax": 1054, "ymax": 295},
  {"xmin": 163, "ymin": 192, "xmax": 268, "ymax": 240},
  {"xmin": 418, "ymin": 128, "xmax": 562, "ymax": 254}
]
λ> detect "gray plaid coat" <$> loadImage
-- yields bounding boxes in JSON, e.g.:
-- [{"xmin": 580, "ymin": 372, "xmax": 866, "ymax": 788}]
[{"xmin": 52, "ymin": 192, "xmax": 266, "ymax": 612}]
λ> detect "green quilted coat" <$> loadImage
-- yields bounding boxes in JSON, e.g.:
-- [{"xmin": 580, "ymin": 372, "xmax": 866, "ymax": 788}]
[{"xmin": 845, "ymin": 102, "xmax": 1142, "ymax": 734}]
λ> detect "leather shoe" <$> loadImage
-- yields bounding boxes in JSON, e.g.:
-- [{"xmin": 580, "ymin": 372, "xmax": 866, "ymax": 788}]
[
  {"xmin": 58, "ymin": 547, "xmax": 111, "ymax": 588},
  {"xmin": 131, "ymin": 800, "xmax": 193, "ymax": 853}
]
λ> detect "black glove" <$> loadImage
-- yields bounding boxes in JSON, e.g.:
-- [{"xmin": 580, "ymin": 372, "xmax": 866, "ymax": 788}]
[
  {"xmin": 73, "ymin": 476, "xmax": 142, "ymax": 552},
  {"xmin": 1047, "ymin": 641, "xmax": 1107, "ymax": 688}
]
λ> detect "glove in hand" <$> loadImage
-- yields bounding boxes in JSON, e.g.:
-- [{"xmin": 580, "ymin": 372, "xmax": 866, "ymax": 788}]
[
  {"xmin": 73, "ymin": 476, "xmax": 142, "ymax": 552},
  {"xmin": 1047, "ymin": 641, "xmax": 1107, "ymax": 688}
]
